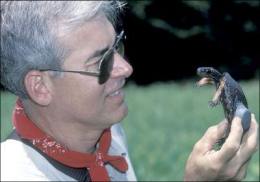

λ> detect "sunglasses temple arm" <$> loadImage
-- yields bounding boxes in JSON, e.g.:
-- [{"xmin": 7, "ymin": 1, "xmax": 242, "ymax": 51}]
[
  {"xmin": 62, "ymin": 70, "xmax": 100, "ymax": 76},
  {"xmin": 40, "ymin": 69, "xmax": 100, "ymax": 77}
]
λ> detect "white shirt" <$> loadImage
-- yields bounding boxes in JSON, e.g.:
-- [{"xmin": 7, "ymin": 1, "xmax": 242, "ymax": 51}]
[{"xmin": 1, "ymin": 123, "xmax": 137, "ymax": 181}]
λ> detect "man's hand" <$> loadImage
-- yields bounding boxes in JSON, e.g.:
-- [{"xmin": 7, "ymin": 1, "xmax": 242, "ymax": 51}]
[{"xmin": 184, "ymin": 114, "xmax": 259, "ymax": 181}]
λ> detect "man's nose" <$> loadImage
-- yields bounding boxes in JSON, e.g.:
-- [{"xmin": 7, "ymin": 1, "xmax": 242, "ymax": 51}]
[{"xmin": 110, "ymin": 53, "xmax": 133, "ymax": 79}]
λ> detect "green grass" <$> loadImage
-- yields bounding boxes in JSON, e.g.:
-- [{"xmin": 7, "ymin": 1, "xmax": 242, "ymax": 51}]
[
  {"xmin": 122, "ymin": 79, "xmax": 259, "ymax": 181},
  {"xmin": 1, "ymin": 79, "xmax": 259, "ymax": 181},
  {"xmin": 1, "ymin": 91, "xmax": 17, "ymax": 140}
]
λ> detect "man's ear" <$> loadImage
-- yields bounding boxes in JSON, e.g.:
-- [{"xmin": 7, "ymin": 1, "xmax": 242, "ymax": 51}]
[{"xmin": 24, "ymin": 70, "xmax": 52, "ymax": 106}]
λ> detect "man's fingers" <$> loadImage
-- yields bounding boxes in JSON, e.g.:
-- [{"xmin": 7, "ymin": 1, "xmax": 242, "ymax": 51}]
[
  {"xmin": 195, "ymin": 120, "xmax": 228, "ymax": 153},
  {"xmin": 232, "ymin": 158, "xmax": 250, "ymax": 181},
  {"xmin": 217, "ymin": 117, "xmax": 243, "ymax": 162},
  {"xmin": 217, "ymin": 119, "xmax": 230, "ymax": 139}
]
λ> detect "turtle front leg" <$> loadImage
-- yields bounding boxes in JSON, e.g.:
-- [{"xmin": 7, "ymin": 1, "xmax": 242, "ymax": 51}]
[
  {"xmin": 196, "ymin": 77, "xmax": 214, "ymax": 86},
  {"xmin": 209, "ymin": 79, "xmax": 225, "ymax": 107}
]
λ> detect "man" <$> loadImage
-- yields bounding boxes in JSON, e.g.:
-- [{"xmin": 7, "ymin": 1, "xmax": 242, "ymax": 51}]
[{"xmin": 1, "ymin": 1, "xmax": 258, "ymax": 181}]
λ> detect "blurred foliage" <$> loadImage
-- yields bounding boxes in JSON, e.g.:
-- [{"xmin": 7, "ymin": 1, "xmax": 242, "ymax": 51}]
[
  {"xmin": 128, "ymin": 0, "xmax": 260, "ymax": 38},
  {"xmin": 123, "ymin": 0, "xmax": 260, "ymax": 85}
]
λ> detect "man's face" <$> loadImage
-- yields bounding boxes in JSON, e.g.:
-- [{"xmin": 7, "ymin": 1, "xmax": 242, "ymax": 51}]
[{"xmin": 50, "ymin": 15, "xmax": 133, "ymax": 130}]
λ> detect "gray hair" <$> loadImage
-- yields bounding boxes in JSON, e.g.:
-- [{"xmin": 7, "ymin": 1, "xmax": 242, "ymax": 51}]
[{"xmin": 1, "ymin": 1, "xmax": 125, "ymax": 98}]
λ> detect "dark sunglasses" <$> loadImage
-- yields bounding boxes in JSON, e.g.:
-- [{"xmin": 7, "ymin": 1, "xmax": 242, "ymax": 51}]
[{"xmin": 40, "ymin": 30, "xmax": 125, "ymax": 84}]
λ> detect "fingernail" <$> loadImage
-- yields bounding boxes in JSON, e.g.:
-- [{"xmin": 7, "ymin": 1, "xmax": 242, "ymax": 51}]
[
  {"xmin": 232, "ymin": 116, "xmax": 242, "ymax": 128},
  {"xmin": 233, "ymin": 116, "xmax": 241, "ymax": 121}
]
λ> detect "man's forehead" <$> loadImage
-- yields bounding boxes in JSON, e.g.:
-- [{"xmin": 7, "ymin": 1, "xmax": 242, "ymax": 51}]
[
  {"xmin": 56, "ymin": 16, "xmax": 116, "ymax": 64},
  {"xmin": 57, "ymin": 16, "xmax": 116, "ymax": 50}
]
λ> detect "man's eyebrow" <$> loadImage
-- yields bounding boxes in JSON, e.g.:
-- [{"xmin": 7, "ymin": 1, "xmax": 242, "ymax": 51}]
[
  {"xmin": 85, "ymin": 35, "xmax": 117, "ymax": 63},
  {"xmin": 85, "ymin": 47, "xmax": 109, "ymax": 63}
]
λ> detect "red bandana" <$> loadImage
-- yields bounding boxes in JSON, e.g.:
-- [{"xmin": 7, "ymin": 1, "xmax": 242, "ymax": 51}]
[{"xmin": 12, "ymin": 99, "xmax": 128, "ymax": 181}]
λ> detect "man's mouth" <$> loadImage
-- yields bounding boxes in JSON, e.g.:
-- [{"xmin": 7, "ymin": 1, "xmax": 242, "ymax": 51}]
[
  {"xmin": 107, "ymin": 79, "xmax": 125, "ymax": 97},
  {"xmin": 109, "ymin": 90, "xmax": 121, "ymax": 97}
]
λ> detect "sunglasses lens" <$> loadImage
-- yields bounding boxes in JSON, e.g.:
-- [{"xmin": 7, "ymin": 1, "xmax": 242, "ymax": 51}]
[
  {"xmin": 98, "ymin": 31, "xmax": 125, "ymax": 84},
  {"xmin": 117, "ymin": 42, "xmax": 125, "ymax": 56},
  {"xmin": 99, "ymin": 51, "xmax": 114, "ymax": 84}
]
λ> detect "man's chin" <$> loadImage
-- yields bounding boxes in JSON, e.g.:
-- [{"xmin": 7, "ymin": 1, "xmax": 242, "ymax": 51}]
[{"xmin": 110, "ymin": 103, "xmax": 128, "ymax": 124}]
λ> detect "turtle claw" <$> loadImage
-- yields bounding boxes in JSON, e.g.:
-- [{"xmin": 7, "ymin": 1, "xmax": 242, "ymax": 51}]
[{"xmin": 197, "ymin": 78, "xmax": 214, "ymax": 87}]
